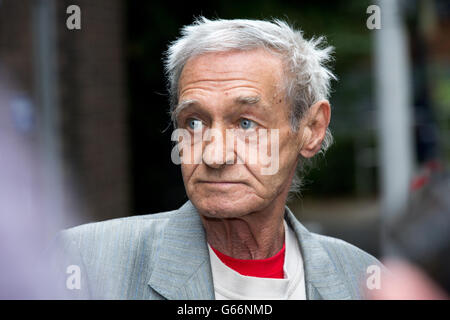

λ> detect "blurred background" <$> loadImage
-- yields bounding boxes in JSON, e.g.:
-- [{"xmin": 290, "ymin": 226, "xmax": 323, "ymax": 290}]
[{"xmin": 0, "ymin": 0, "xmax": 449, "ymax": 297}]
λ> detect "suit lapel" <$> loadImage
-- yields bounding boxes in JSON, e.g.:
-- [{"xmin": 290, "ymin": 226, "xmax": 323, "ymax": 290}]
[
  {"xmin": 147, "ymin": 201, "xmax": 215, "ymax": 299},
  {"xmin": 284, "ymin": 207, "xmax": 353, "ymax": 300}
]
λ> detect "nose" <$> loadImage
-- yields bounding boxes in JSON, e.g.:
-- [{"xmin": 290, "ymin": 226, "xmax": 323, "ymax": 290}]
[{"xmin": 202, "ymin": 127, "xmax": 234, "ymax": 169}]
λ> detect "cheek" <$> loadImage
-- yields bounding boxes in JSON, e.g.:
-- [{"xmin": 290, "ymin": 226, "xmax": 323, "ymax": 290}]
[
  {"xmin": 247, "ymin": 132, "xmax": 298, "ymax": 194},
  {"xmin": 247, "ymin": 163, "xmax": 292, "ymax": 197}
]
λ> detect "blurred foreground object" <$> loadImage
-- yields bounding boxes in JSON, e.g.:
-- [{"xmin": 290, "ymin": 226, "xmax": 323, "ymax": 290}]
[
  {"xmin": 0, "ymin": 67, "xmax": 70, "ymax": 299},
  {"xmin": 391, "ymin": 166, "xmax": 450, "ymax": 292},
  {"xmin": 370, "ymin": 259, "xmax": 448, "ymax": 299},
  {"xmin": 371, "ymin": 165, "xmax": 450, "ymax": 299}
]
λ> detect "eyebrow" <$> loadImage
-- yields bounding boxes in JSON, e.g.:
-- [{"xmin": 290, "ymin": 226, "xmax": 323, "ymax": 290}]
[
  {"xmin": 234, "ymin": 95, "xmax": 261, "ymax": 105},
  {"xmin": 172, "ymin": 95, "xmax": 263, "ymax": 124},
  {"xmin": 172, "ymin": 99, "xmax": 198, "ymax": 124}
]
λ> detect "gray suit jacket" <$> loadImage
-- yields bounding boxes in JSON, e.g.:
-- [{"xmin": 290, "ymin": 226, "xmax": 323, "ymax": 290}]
[{"xmin": 53, "ymin": 201, "xmax": 383, "ymax": 300}]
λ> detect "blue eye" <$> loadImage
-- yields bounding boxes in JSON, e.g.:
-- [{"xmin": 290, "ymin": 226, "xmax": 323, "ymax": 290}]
[
  {"xmin": 188, "ymin": 119, "xmax": 202, "ymax": 130},
  {"xmin": 239, "ymin": 118, "xmax": 255, "ymax": 130}
]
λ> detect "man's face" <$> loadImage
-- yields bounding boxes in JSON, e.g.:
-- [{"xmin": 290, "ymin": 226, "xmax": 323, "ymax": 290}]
[{"xmin": 176, "ymin": 48, "xmax": 303, "ymax": 218}]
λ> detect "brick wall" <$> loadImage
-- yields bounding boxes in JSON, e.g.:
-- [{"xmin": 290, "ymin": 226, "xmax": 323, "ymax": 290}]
[
  {"xmin": 0, "ymin": 0, "xmax": 130, "ymax": 223},
  {"xmin": 56, "ymin": 0, "xmax": 130, "ymax": 221}
]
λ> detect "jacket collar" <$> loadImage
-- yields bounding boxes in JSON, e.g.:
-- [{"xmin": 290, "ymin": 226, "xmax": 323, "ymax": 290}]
[
  {"xmin": 284, "ymin": 206, "xmax": 352, "ymax": 300},
  {"xmin": 148, "ymin": 201, "xmax": 352, "ymax": 300},
  {"xmin": 147, "ymin": 201, "xmax": 215, "ymax": 299}
]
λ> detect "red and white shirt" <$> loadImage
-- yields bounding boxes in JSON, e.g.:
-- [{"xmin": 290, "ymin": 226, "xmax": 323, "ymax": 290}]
[{"xmin": 207, "ymin": 220, "xmax": 306, "ymax": 300}]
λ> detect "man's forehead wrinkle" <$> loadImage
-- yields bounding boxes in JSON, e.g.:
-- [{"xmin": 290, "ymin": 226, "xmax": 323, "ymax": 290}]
[
  {"xmin": 178, "ymin": 81, "xmax": 265, "ymax": 105},
  {"xmin": 175, "ymin": 94, "xmax": 261, "ymax": 114},
  {"xmin": 180, "ymin": 85, "xmax": 262, "ymax": 98},
  {"xmin": 179, "ymin": 65, "xmax": 267, "ymax": 89},
  {"xmin": 179, "ymin": 77, "xmax": 261, "ymax": 91},
  {"xmin": 174, "ymin": 93, "xmax": 266, "ymax": 121}
]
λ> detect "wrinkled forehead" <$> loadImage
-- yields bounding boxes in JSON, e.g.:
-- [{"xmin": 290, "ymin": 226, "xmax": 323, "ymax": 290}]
[{"xmin": 178, "ymin": 49, "xmax": 286, "ymax": 100}]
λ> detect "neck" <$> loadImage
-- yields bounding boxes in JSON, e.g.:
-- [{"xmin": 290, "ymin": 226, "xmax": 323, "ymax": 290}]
[{"xmin": 201, "ymin": 198, "xmax": 286, "ymax": 260}]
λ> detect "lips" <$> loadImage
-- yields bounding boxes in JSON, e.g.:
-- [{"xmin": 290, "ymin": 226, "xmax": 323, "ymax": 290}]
[
  {"xmin": 197, "ymin": 180, "xmax": 245, "ymax": 187},
  {"xmin": 199, "ymin": 181, "xmax": 242, "ymax": 185}
]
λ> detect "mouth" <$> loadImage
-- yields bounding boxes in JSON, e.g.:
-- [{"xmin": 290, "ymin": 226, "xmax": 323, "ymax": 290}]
[
  {"xmin": 197, "ymin": 180, "xmax": 245, "ymax": 187},
  {"xmin": 198, "ymin": 181, "xmax": 242, "ymax": 184}
]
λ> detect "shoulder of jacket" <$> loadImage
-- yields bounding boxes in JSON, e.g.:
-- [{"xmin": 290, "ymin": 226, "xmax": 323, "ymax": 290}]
[
  {"xmin": 310, "ymin": 232, "xmax": 383, "ymax": 269},
  {"xmin": 58, "ymin": 209, "xmax": 179, "ymax": 244}
]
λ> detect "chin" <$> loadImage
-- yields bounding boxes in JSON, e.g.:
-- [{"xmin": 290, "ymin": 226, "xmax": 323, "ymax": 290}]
[{"xmin": 190, "ymin": 192, "xmax": 264, "ymax": 219}]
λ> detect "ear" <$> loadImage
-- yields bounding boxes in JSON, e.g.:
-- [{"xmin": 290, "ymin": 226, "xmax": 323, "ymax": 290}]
[{"xmin": 298, "ymin": 100, "xmax": 331, "ymax": 158}]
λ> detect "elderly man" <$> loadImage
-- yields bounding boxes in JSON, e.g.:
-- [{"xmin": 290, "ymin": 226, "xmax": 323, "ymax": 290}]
[{"xmin": 54, "ymin": 17, "xmax": 382, "ymax": 300}]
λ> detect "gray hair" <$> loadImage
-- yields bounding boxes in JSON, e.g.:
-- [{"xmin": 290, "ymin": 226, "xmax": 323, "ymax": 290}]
[{"xmin": 164, "ymin": 17, "xmax": 336, "ymax": 196}]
